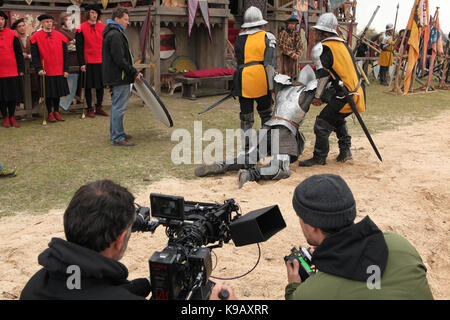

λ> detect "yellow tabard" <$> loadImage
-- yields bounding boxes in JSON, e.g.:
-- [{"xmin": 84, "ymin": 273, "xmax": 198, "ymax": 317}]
[
  {"xmin": 241, "ymin": 31, "xmax": 268, "ymax": 98},
  {"xmin": 378, "ymin": 40, "xmax": 395, "ymax": 67},
  {"xmin": 323, "ymin": 40, "xmax": 365, "ymax": 114}
]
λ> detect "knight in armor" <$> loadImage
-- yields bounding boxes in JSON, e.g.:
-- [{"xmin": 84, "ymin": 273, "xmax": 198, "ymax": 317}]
[
  {"xmin": 75, "ymin": 4, "xmax": 107, "ymax": 117},
  {"xmin": 232, "ymin": 6, "xmax": 277, "ymax": 151},
  {"xmin": 378, "ymin": 23, "xmax": 395, "ymax": 85},
  {"xmin": 194, "ymin": 66, "xmax": 321, "ymax": 188},
  {"xmin": 298, "ymin": 13, "xmax": 366, "ymax": 167}
]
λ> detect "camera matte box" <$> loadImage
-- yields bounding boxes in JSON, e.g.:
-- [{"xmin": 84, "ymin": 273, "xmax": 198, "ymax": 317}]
[{"xmin": 230, "ymin": 205, "xmax": 286, "ymax": 246}]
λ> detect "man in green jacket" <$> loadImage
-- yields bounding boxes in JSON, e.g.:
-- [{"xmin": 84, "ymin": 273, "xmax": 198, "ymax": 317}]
[{"xmin": 286, "ymin": 174, "xmax": 434, "ymax": 300}]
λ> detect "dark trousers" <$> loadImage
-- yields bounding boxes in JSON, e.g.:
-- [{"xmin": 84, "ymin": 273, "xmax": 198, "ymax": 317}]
[
  {"xmin": 379, "ymin": 66, "xmax": 389, "ymax": 85},
  {"xmin": 45, "ymin": 98, "xmax": 59, "ymax": 114},
  {"xmin": 314, "ymin": 98, "xmax": 352, "ymax": 158},
  {"xmin": 85, "ymin": 88, "xmax": 104, "ymax": 109},
  {"xmin": 239, "ymin": 94, "xmax": 272, "ymax": 116},
  {"xmin": 0, "ymin": 101, "xmax": 16, "ymax": 117}
]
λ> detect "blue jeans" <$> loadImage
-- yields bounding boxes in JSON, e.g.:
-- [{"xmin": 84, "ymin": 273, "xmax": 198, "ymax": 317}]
[{"xmin": 110, "ymin": 84, "xmax": 131, "ymax": 143}]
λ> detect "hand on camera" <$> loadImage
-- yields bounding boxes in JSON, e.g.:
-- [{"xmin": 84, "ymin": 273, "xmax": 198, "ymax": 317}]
[
  {"xmin": 286, "ymin": 258, "xmax": 302, "ymax": 284},
  {"xmin": 209, "ymin": 283, "xmax": 237, "ymax": 300}
]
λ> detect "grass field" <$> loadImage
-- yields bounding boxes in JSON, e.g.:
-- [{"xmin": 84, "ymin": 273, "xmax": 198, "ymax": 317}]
[{"xmin": 1, "ymin": 83, "xmax": 449, "ymax": 216}]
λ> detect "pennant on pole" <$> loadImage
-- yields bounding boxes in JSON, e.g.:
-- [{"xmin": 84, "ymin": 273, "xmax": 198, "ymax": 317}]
[
  {"xmin": 403, "ymin": 0, "xmax": 422, "ymax": 95},
  {"xmin": 101, "ymin": 0, "xmax": 108, "ymax": 10},
  {"xmin": 140, "ymin": 5, "xmax": 152, "ymax": 62},
  {"xmin": 187, "ymin": 0, "xmax": 212, "ymax": 43},
  {"xmin": 426, "ymin": 9, "xmax": 443, "ymax": 91},
  {"xmin": 420, "ymin": 0, "xmax": 429, "ymax": 79}
]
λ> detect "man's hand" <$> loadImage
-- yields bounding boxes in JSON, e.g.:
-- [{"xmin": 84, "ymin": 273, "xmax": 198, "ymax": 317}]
[
  {"xmin": 209, "ymin": 283, "xmax": 237, "ymax": 300},
  {"xmin": 286, "ymin": 258, "xmax": 302, "ymax": 284},
  {"xmin": 80, "ymin": 65, "xmax": 86, "ymax": 72},
  {"xmin": 38, "ymin": 70, "xmax": 46, "ymax": 76},
  {"xmin": 312, "ymin": 98, "xmax": 323, "ymax": 106},
  {"xmin": 64, "ymin": 72, "xmax": 69, "ymax": 78},
  {"xmin": 135, "ymin": 72, "xmax": 143, "ymax": 82},
  {"xmin": 19, "ymin": 72, "xmax": 24, "ymax": 76}
]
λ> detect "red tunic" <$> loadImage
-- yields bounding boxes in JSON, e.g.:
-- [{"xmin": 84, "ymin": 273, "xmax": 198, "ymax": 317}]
[
  {"xmin": 0, "ymin": 28, "xmax": 19, "ymax": 77},
  {"xmin": 30, "ymin": 30, "xmax": 68, "ymax": 76},
  {"xmin": 76, "ymin": 21, "xmax": 104, "ymax": 64}
]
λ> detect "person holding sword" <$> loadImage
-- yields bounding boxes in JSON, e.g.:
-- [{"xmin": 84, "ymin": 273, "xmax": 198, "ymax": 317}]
[{"xmin": 298, "ymin": 13, "xmax": 366, "ymax": 167}]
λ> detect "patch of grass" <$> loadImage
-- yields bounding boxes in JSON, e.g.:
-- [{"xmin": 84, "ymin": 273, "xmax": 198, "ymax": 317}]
[{"xmin": 1, "ymin": 84, "xmax": 449, "ymax": 216}]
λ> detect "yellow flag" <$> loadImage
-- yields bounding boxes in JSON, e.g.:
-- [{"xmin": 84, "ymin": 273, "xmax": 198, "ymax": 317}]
[
  {"xmin": 101, "ymin": 0, "xmax": 108, "ymax": 10},
  {"xmin": 403, "ymin": 0, "xmax": 423, "ymax": 94}
]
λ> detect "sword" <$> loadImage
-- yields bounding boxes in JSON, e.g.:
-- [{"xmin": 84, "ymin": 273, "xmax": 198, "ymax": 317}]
[
  {"xmin": 198, "ymin": 93, "xmax": 234, "ymax": 115},
  {"xmin": 340, "ymin": 82, "xmax": 382, "ymax": 162}
]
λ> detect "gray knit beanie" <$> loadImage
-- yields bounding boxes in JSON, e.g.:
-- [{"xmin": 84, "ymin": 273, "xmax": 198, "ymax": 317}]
[{"xmin": 292, "ymin": 174, "xmax": 356, "ymax": 229}]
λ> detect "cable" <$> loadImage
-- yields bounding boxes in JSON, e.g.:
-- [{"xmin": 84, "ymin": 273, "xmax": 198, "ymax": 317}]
[{"xmin": 210, "ymin": 243, "xmax": 261, "ymax": 281}]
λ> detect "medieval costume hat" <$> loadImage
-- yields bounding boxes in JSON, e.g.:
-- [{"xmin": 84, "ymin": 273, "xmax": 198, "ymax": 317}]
[
  {"xmin": 11, "ymin": 18, "xmax": 25, "ymax": 30},
  {"xmin": 286, "ymin": 16, "xmax": 299, "ymax": 24},
  {"xmin": 85, "ymin": 4, "xmax": 102, "ymax": 16},
  {"xmin": 38, "ymin": 14, "xmax": 55, "ymax": 21}
]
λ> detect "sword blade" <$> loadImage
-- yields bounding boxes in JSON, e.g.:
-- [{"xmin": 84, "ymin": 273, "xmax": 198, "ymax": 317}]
[
  {"xmin": 346, "ymin": 96, "xmax": 383, "ymax": 162},
  {"xmin": 198, "ymin": 93, "xmax": 233, "ymax": 115}
]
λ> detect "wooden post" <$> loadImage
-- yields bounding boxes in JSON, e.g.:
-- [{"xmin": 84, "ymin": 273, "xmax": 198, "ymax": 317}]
[{"xmin": 153, "ymin": 5, "xmax": 161, "ymax": 94}]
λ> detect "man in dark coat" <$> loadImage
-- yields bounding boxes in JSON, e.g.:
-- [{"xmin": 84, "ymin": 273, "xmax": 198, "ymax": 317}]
[
  {"xmin": 102, "ymin": 7, "xmax": 142, "ymax": 146},
  {"xmin": 20, "ymin": 180, "xmax": 151, "ymax": 300}
]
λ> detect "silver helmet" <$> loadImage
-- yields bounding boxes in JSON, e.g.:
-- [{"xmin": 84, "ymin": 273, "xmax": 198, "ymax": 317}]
[
  {"xmin": 385, "ymin": 23, "xmax": 394, "ymax": 31},
  {"xmin": 312, "ymin": 13, "xmax": 338, "ymax": 35},
  {"xmin": 241, "ymin": 6, "xmax": 268, "ymax": 29}
]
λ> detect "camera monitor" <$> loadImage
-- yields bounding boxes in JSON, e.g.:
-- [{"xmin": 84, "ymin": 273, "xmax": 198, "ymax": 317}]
[
  {"xmin": 230, "ymin": 205, "xmax": 286, "ymax": 246},
  {"xmin": 150, "ymin": 193, "xmax": 185, "ymax": 220}
]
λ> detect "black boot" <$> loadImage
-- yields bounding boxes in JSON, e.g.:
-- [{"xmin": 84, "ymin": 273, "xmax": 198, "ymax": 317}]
[
  {"xmin": 299, "ymin": 117, "xmax": 333, "ymax": 167},
  {"xmin": 335, "ymin": 122, "xmax": 352, "ymax": 162},
  {"xmin": 238, "ymin": 167, "xmax": 260, "ymax": 188}
]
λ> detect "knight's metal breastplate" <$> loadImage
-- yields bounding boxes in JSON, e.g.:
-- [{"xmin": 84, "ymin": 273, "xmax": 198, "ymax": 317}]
[{"xmin": 265, "ymin": 85, "xmax": 307, "ymax": 134}]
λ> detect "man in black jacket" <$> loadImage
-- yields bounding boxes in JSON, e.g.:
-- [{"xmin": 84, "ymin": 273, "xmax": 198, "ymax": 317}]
[
  {"xmin": 102, "ymin": 7, "xmax": 142, "ymax": 146},
  {"xmin": 20, "ymin": 180, "xmax": 151, "ymax": 300}
]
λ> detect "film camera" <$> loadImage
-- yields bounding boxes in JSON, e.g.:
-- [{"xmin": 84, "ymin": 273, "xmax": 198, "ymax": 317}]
[
  {"xmin": 284, "ymin": 246, "xmax": 316, "ymax": 282},
  {"xmin": 132, "ymin": 193, "xmax": 286, "ymax": 300}
]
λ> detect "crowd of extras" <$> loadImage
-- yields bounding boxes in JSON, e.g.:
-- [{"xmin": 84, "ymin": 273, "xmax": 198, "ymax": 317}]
[{"xmin": 0, "ymin": 5, "xmax": 109, "ymax": 129}]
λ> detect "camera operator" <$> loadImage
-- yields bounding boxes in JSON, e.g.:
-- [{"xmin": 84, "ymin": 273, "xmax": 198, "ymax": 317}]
[
  {"xmin": 20, "ymin": 179, "xmax": 235, "ymax": 300},
  {"xmin": 20, "ymin": 180, "xmax": 152, "ymax": 300},
  {"xmin": 286, "ymin": 174, "xmax": 434, "ymax": 300}
]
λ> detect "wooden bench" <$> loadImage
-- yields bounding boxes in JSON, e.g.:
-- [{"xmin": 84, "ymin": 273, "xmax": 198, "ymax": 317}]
[{"xmin": 175, "ymin": 75, "xmax": 234, "ymax": 100}]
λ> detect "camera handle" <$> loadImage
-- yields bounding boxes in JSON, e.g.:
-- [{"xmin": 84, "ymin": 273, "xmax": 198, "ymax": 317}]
[{"xmin": 185, "ymin": 272, "xmax": 206, "ymax": 300}]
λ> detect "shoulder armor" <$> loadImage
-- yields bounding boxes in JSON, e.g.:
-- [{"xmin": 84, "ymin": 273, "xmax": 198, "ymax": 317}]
[
  {"xmin": 311, "ymin": 42, "xmax": 324, "ymax": 69},
  {"xmin": 266, "ymin": 32, "xmax": 276, "ymax": 48}
]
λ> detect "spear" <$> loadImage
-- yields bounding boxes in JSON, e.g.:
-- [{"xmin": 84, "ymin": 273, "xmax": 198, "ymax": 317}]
[{"xmin": 388, "ymin": 3, "xmax": 400, "ymax": 87}]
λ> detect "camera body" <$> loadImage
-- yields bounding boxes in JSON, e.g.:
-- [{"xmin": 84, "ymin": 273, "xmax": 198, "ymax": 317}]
[
  {"xmin": 284, "ymin": 246, "xmax": 316, "ymax": 282},
  {"xmin": 133, "ymin": 193, "xmax": 286, "ymax": 300}
]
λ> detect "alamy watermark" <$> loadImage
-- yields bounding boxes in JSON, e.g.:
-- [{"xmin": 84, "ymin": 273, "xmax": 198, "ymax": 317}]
[
  {"xmin": 170, "ymin": 121, "xmax": 279, "ymax": 165},
  {"xmin": 366, "ymin": 265, "xmax": 382, "ymax": 290},
  {"xmin": 66, "ymin": 265, "xmax": 81, "ymax": 290}
]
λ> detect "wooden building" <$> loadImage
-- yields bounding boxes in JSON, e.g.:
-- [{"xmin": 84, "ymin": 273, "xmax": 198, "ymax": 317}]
[{"xmin": 0, "ymin": 0, "xmax": 358, "ymax": 110}]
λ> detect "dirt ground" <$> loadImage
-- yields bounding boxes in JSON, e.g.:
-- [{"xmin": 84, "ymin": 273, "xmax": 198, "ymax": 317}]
[{"xmin": 1, "ymin": 109, "xmax": 449, "ymax": 300}]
